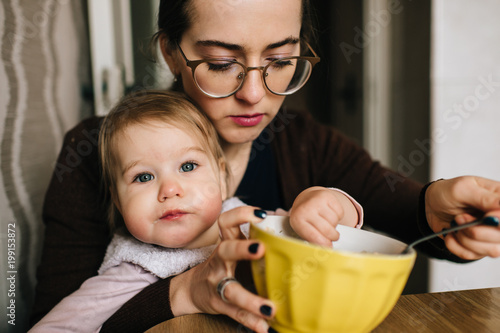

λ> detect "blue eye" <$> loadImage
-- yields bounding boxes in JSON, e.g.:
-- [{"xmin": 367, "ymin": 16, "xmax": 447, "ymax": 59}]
[
  {"xmin": 180, "ymin": 162, "xmax": 198, "ymax": 173},
  {"xmin": 134, "ymin": 173, "xmax": 154, "ymax": 183}
]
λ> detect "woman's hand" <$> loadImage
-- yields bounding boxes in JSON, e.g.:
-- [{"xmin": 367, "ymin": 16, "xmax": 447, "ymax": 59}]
[
  {"xmin": 425, "ymin": 176, "xmax": 500, "ymax": 260},
  {"xmin": 289, "ymin": 186, "xmax": 359, "ymax": 247},
  {"xmin": 169, "ymin": 206, "xmax": 274, "ymax": 333}
]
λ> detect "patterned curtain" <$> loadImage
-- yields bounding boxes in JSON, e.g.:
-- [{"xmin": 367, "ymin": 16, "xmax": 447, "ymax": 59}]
[{"xmin": 0, "ymin": 1, "xmax": 91, "ymax": 332}]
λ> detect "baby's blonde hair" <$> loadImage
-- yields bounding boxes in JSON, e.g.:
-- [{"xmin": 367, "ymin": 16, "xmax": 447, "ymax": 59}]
[{"xmin": 99, "ymin": 90, "xmax": 227, "ymax": 230}]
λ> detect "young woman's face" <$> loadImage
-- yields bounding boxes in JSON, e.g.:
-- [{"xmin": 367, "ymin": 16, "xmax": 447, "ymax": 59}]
[
  {"xmin": 171, "ymin": 0, "xmax": 302, "ymax": 145},
  {"xmin": 113, "ymin": 121, "xmax": 224, "ymax": 249}
]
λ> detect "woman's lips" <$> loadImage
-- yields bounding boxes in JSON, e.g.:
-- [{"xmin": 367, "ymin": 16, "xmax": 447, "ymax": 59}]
[{"xmin": 229, "ymin": 114, "xmax": 264, "ymax": 127}]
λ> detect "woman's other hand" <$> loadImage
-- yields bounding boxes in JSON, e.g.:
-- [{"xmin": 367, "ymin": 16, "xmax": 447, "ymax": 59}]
[
  {"xmin": 425, "ymin": 176, "xmax": 500, "ymax": 260},
  {"xmin": 169, "ymin": 206, "xmax": 274, "ymax": 333}
]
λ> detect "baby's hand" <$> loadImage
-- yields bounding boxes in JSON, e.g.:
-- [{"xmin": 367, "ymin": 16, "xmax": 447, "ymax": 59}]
[{"xmin": 289, "ymin": 187, "xmax": 359, "ymax": 247}]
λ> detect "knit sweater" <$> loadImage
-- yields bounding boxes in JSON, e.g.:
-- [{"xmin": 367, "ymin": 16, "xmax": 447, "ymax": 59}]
[{"xmin": 31, "ymin": 108, "xmax": 460, "ymax": 332}]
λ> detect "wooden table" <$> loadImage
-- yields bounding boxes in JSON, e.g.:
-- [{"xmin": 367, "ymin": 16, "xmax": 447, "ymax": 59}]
[{"xmin": 147, "ymin": 287, "xmax": 500, "ymax": 332}]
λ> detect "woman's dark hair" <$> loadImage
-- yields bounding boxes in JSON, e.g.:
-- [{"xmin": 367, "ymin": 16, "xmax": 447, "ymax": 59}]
[{"xmin": 151, "ymin": 0, "xmax": 317, "ymax": 56}]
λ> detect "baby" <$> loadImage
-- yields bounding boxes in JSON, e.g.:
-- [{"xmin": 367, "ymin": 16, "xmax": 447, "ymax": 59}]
[{"xmin": 30, "ymin": 90, "xmax": 362, "ymax": 332}]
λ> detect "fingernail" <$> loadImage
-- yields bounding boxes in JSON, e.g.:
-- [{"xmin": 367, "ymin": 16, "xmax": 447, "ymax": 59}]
[
  {"xmin": 268, "ymin": 327, "xmax": 278, "ymax": 333},
  {"xmin": 483, "ymin": 216, "xmax": 500, "ymax": 226},
  {"xmin": 254, "ymin": 209, "xmax": 267, "ymax": 219},
  {"xmin": 260, "ymin": 305, "xmax": 272, "ymax": 316},
  {"xmin": 248, "ymin": 243, "xmax": 259, "ymax": 254}
]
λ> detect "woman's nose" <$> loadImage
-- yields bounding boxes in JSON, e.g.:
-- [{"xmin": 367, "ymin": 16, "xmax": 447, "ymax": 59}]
[
  {"xmin": 234, "ymin": 69, "xmax": 266, "ymax": 104},
  {"xmin": 158, "ymin": 178, "xmax": 183, "ymax": 202}
]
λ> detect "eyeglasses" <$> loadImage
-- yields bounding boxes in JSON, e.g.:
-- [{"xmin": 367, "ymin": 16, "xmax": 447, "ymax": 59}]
[{"xmin": 177, "ymin": 42, "xmax": 320, "ymax": 98}]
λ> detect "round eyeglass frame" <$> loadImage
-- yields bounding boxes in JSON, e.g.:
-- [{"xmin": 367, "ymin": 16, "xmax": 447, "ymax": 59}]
[{"xmin": 176, "ymin": 42, "xmax": 321, "ymax": 98}]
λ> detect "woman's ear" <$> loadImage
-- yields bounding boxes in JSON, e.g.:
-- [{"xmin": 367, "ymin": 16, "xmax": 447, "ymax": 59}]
[{"xmin": 159, "ymin": 34, "xmax": 180, "ymax": 77}]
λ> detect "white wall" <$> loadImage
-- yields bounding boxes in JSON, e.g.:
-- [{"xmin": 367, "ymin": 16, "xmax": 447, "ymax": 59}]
[{"xmin": 430, "ymin": 0, "xmax": 500, "ymax": 292}]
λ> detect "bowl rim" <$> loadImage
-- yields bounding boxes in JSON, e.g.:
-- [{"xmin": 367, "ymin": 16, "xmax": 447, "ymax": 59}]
[{"xmin": 250, "ymin": 216, "xmax": 416, "ymax": 259}]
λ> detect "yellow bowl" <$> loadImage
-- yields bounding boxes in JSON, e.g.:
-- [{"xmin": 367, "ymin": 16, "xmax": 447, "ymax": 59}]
[{"xmin": 250, "ymin": 216, "xmax": 416, "ymax": 333}]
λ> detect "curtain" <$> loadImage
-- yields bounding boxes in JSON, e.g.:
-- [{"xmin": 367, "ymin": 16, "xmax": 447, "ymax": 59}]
[{"xmin": 0, "ymin": 1, "xmax": 91, "ymax": 332}]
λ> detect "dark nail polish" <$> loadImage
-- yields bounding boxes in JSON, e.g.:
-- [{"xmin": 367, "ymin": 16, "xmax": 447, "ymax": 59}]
[
  {"xmin": 248, "ymin": 243, "xmax": 259, "ymax": 254},
  {"xmin": 254, "ymin": 209, "xmax": 267, "ymax": 219},
  {"xmin": 484, "ymin": 216, "xmax": 500, "ymax": 226},
  {"xmin": 260, "ymin": 305, "xmax": 272, "ymax": 316},
  {"xmin": 268, "ymin": 327, "xmax": 278, "ymax": 333}
]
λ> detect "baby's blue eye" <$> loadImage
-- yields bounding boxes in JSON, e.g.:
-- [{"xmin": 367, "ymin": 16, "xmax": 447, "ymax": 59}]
[
  {"xmin": 180, "ymin": 162, "xmax": 197, "ymax": 173},
  {"xmin": 134, "ymin": 173, "xmax": 154, "ymax": 183}
]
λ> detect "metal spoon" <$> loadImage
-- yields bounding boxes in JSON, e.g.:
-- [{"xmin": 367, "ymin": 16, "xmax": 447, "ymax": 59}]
[{"xmin": 401, "ymin": 216, "xmax": 500, "ymax": 254}]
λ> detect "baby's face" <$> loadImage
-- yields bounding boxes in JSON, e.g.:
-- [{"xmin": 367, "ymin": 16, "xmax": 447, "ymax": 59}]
[{"xmin": 113, "ymin": 121, "xmax": 223, "ymax": 249}]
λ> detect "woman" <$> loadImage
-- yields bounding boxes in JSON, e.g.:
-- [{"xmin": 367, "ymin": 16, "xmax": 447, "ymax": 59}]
[{"xmin": 31, "ymin": 1, "xmax": 500, "ymax": 332}]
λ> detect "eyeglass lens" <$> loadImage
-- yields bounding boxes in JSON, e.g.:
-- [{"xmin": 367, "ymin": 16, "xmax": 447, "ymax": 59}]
[{"xmin": 193, "ymin": 58, "xmax": 313, "ymax": 97}]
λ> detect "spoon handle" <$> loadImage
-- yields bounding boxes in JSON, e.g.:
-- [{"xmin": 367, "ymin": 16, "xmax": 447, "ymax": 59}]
[{"xmin": 403, "ymin": 216, "xmax": 500, "ymax": 253}]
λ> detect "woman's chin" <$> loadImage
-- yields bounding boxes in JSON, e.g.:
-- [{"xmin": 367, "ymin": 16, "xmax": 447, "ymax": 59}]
[{"xmin": 219, "ymin": 130, "xmax": 262, "ymax": 146}]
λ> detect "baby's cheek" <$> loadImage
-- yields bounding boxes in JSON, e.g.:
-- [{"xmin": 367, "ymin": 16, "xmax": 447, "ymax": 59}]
[
  {"xmin": 203, "ymin": 200, "xmax": 223, "ymax": 226},
  {"xmin": 193, "ymin": 183, "xmax": 223, "ymax": 224},
  {"xmin": 121, "ymin": 206, "xmax": 151, "ymax": 241},
  {"xmin": 124, "ymin": 217, "xmax": 150, "ymax": 242}
]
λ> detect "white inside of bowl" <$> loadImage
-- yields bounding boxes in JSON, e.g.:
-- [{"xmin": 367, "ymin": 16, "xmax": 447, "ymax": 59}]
[
  {"xmin": 255, "ymin": 216, "xmax": 411, "ymax": 255},
  {"xmin": 333, "ymin": 225, "xmax": 408, "ymax": 255}
]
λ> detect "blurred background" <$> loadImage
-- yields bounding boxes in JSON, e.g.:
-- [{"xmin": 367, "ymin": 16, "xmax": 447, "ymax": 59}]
[{"xmin": 1, "ymin": 1, "xmax": 500, "ymax": 332}]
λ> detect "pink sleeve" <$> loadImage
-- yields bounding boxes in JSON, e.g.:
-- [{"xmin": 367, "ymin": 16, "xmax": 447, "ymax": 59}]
[
  {"xmin": 29, "ymin": 263, "xmax": 159, "ymax": 333},
  {"xmin": 329, "ymin": 187, "xmax": 364, "ymax": 229}
]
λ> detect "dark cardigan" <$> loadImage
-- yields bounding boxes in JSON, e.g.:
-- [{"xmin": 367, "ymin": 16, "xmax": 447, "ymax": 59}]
[{"xmin": 31, "ymin": 108, "xmax": 459, "ymax": 332}]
